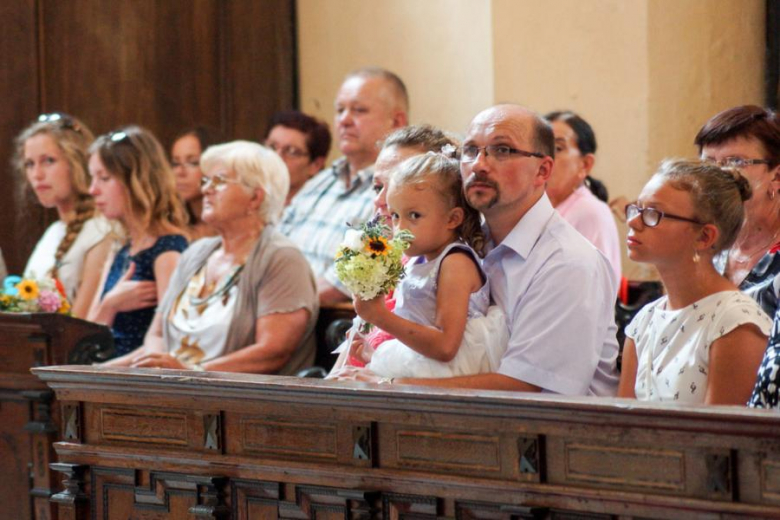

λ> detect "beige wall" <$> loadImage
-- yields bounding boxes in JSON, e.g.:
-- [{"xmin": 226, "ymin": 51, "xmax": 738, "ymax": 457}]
[
  {"xmin": 297, "ymin": 0, "xmax": 766, "ymax": 279},
  {"xmin": 297, "ymin": 0, "xmax": 494, "ymax": 162},
  {"xmin": 647, "ymin": 0, "xmax": 766, "ymax": 173}
]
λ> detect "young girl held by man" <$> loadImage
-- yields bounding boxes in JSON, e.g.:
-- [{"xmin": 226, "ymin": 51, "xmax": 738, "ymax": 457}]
[{"xmin": 349, "ymin": 152, "xmax": 507, "ymax": 379}]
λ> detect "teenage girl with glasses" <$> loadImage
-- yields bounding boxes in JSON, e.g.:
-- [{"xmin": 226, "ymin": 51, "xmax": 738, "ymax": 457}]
[
  {"xmin": 15, "ymin": 113, "xmax": 113, "ymax": 318},
  {"xmin": 618, "ymin": 159, "xmax": 771, "ymax": 405},
  {"xmin": 86, "ymin": 126, "xmax": 189, "ymax": 358}
]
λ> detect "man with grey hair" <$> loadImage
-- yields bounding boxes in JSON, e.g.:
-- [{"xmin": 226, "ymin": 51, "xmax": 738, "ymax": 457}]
[
  {"xmin": 333, "ymin": 104, "xmax": 619, "ymax": 396},
  {"xmin": 279, "ymin": 67, "xmax": 409, "ymax": 305}
]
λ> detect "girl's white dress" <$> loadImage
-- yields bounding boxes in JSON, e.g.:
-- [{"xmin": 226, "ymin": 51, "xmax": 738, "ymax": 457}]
[{"xmin": 368, "ymin": 242, "xmax": 508, "ymax": 378}]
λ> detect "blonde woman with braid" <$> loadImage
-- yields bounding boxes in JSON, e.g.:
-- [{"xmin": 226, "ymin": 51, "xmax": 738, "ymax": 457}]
[
  {"xmin": 17, "ymin": 113, "xmax": 113, "ymax": 318},
  {"xmin": 87, "ymin": 126, "xmax": 189, "ymax": 358}
]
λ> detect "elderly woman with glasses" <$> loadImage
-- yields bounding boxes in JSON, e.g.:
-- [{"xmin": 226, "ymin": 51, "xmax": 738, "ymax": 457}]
[
  {"xmin": 617, "ymin": 159, "xmax": 771, "ymax": 405},
  {"xmin": 15, "ymin": 113, "xmax": 113, "ymax": 318},
  {"xmin": 105, "ymin": 140, "xmax": 319, "ymax": 374},
  {"xmin": 696, "ymin": 106, "xmax": 780, "ymax": 317}
]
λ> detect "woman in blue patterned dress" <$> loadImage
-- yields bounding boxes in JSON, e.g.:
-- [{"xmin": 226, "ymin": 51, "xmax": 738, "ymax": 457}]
[{"xmin": 86, "ymin": 126, "xmax": 189, "ymax": 357}]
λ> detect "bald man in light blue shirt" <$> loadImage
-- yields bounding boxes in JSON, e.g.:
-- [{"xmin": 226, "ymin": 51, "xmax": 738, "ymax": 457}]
[{"xmin": 333, "ymin": 104, "xmax": 619, "ymax": 395}]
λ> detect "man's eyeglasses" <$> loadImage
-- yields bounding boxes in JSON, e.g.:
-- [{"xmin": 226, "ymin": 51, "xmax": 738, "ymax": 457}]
[
  {"xmin": 460, "ymin": 144, "xmax": 545, "ymax": 163},
  {"xmin": 267, "ymin": 143, "xmax": 310, "ymax": 160},
  {"xmin": 704, "ymin": 157, "xmax": 771, "ymax": 169},
  {"xmin": 38, "ymin": 112, "xmax": 82, "ymax": 134},
  {"xmin": 201, "ymin": 173, "xmax": 242, "ymax": 190},
  {"xmin": 625, "ymin": 203, "xmax": 704, "ymax": 227}
]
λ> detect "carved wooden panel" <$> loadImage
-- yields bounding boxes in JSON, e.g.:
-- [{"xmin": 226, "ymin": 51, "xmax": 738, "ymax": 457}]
[
  {"xmin": 226, "ymin": 412, "xmax": 375, "ymax": 468},
  {"xmin": 0, "ymin": 392, "xmax": 34, "ymax": 520},
  {"xmin": 455, "ymin": 500, "xmax": 549, "ymax": 520},
  {"xmin": 0, "ymin": 324, "xmax": 48, "ymax": 377},
  {"xmin": 61, "ymin": 402, "xmax": 82, "ymax": 443},
  {"xmin": 382, "ymin": 493, "xmax": 438, "ymax": 520},
  {"xmin": 395, "ymin": 430, "xmax": 501, "ymax": 472},
  {"xmin": 99, "ymin": 408, "xmax": 189, "ymax": 446},
  {"xmin": 90, "ymin": 468, "xmax": 229, "ymax": 520},
  {"xmin": 562, "ymin": 442, "xmax": 687, "ymax": 491},
  {"xmin": 762, "ymin": 456, "xmax": 780, "ymax": 503},
  {"xmin": 232, "ymin": 480, "xmax": 281, "ymax": 520},
  {"xmin": 240, "ymin": 417, "xmax": 338, "ymax": 460},
  {"xmin": 380, "ymin": 425, "xmax": 514, "ymax": 480},
  {"xmin": 35, "ymin": 366, "xmax": 780, "ymax": 518},
  {"xmin": 84, "ymin": 404, "xmax": 222, "ymax": 455}
]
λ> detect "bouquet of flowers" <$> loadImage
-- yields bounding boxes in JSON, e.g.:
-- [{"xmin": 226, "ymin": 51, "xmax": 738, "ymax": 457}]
[
  {"xmin": 334, "ymin": 217, "xmax": 414, "ymax": 300},
  {"xmin": 1, "ymin": 275, "xmax": 71, "ymax": 314}
]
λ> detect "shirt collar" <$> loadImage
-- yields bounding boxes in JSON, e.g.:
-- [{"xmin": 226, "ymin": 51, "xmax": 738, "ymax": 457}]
[
  {"xmin": 490, "ymin": 192, "xmax": 555, "ymax": 259},
  {"xmin": 331, "ymin": 157, "xmax": 374, "ymax": 187}
]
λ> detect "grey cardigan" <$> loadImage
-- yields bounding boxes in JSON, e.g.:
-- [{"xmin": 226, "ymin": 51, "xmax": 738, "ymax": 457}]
[{"xmin": 158, "ymin": 226, "xmax": 319, "ymax": 375}]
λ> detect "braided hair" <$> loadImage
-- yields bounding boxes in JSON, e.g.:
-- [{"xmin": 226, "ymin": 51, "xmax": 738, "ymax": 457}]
[{"xmin": 14, "ymin": 113, "xmax": 96, "ymax": 278}]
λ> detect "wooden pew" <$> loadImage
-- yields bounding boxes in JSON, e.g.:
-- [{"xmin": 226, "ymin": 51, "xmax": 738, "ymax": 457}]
[
  {"xmin": 34, "ymin": 365, "xmax": 780, "ymax": 519},
  {"xmin": 0, "ymin": 313, "xmax": 113, "ymax": 520}
]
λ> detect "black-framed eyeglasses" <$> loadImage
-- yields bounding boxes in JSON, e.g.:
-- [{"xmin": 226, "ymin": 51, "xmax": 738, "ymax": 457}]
[
  {"xmin": 625, "ymin": 203, "xmax": 704, "ymax": 227},
  {"xmin": 37, "ymin": 112, "xmax": 81, "ymax": 134},
  {"xmin": 460, "ymin": 144, "xmax": 545, "ymax": 163},
  {"xmin": 266, "ymin": 143, "xmax": 310, "ymax": 160},
  {"xmin": 704, "ymin": 157, "xmax": 772, "ymax": 169}
]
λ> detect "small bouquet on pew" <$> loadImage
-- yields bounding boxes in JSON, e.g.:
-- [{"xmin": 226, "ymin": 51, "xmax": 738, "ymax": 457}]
[
  {"xmin": 334, "ymin": 216, "xmax": 414, "ymax": 301},
  {"xmin": 0, "ymin": 275, "xmax": 71, "ymax": 314}
]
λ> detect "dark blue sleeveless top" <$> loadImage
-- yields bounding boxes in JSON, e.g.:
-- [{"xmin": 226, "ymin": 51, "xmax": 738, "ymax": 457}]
[{"xmin": 102, "ymin": 235, "xmax": 188, "ymax": 357}]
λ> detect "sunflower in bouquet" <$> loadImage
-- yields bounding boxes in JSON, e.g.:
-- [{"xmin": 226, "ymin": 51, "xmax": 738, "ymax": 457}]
[
  {"xmin": 1, "ymin": 275, "xmax": 71, "ymax": 314},
  {"xmin": 335, "ymin": 217, "xmax": 414, "ymax": 301}
]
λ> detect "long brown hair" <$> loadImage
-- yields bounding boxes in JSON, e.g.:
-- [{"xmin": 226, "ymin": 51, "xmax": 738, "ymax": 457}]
[
  {"xmin": 13, "ymin": 113, "xmax": 96, "ymax": 278},
  {"xmin": 90, "ymin": 125, "xmax": 187, "ymax": 236}
]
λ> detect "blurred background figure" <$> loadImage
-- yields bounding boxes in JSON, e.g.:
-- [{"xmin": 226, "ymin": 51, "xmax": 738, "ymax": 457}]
[
  {"xmin": 696, "ymin": 105, "xmax": 780, "ymax": 316},
  {"xmin": 170, "ymin": 126, "xmax": 226, "ymax": 240},
  {"xmin": 545, "ymin": 111, "xmax": 621, "ymax": 283},
  {"xmin": 265, "ymin": 110, "xmax": 331, "ymax": 205}
]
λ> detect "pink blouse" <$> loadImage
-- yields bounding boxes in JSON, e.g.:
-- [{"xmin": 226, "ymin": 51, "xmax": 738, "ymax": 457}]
[{"xmin": 556, "ymin": 185, "xmax": 622, "ymax": 283}]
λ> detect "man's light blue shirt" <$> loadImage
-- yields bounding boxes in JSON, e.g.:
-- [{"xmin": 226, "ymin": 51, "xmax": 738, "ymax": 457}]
[{"xmin": 483, "ymin": 192, "xmax": 620, "ymax": 396}]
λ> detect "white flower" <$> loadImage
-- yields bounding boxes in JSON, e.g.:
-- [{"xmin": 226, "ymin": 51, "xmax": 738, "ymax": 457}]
[
  {"xmin": 441, "ymin": 143, "xmax": 457, "ymax": 157},
  {"xmin": 341, "ymin": 229, "xmax": 364, "ymax": 251}
]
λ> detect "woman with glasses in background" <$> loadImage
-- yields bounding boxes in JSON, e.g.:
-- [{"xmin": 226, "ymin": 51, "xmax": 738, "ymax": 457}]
[
  {"xmin": 696, "ymin": 105, "xmax": 780, "ymax": 316},
  {"xmin": 103, "ymin": 141, "xmax": 318, "ymax": 374},
  {"xmin": 87, "ymin": 126, "xmax": 189, "ymax": 358},
  {"xmin": 171, "ymin": 126, "xmax": 226, "ymax": 240},
  {"xmin": 15, "ymin": 113, "xmax": 113, "ymax": 318},
  {"xmin": 264, "ymin": 111, "xmax": 331, "ymax": 205},
  {"xmin": 617, "ymin": 159, "xmax": 771, "ymax": 405}
]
